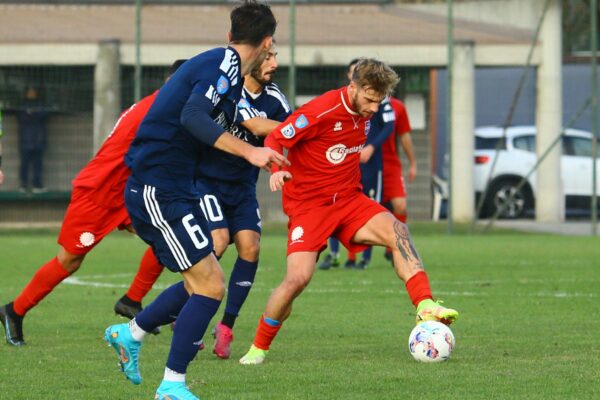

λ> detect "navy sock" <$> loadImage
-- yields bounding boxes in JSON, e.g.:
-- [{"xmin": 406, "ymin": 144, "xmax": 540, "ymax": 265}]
[
  {"xmin": 135, "ymin": 281, "xmax": 189, "ymax": 332},
  {"xmin": 362, "ymin": 247, "xmax": 372, "ymax": 262},
  {"xmin": 166, "ymin": 294, "xmax": 221, "ymax": 373},
  {"xmin": 329, "ymin": 237, "xmax": 340, "ymax": 254},
  {"xmin": 223, "ymin": 257, "xmax": 258, "ymax": 328}
]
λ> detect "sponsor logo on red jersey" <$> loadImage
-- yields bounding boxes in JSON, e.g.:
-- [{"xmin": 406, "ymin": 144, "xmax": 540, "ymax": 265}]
[{"xmin": 325, "ymin": 143, "xmax": 364, "ymax": 165}]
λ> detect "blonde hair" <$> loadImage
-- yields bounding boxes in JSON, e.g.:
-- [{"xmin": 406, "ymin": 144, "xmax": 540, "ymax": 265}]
[{"xmin": 351, "ymin": 58, "xmax": 399, "ymax": 96}]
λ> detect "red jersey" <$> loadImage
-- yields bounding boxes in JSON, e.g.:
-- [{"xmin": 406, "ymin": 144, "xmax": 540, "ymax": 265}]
[
  {"xmin": 382, "ymin": 97, "xmax": 412, "ymax": 169},
  {"xmin": 72, "ymin": 91, "xmax": 157, "ymax": 209},
  {"xmin": 265, "ymin": 86, "xmax": 371, "ymax": 214}
]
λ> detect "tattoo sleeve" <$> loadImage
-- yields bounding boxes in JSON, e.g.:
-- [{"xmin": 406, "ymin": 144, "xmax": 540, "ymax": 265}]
[{"xmin": 393, "ymin": 221, "xmax": 424, "ymax": 269}]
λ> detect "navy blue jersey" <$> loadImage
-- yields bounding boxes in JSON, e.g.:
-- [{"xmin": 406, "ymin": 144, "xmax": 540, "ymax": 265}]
[
  {"xmin": 125, "ymin": 47, "xmax": 243, "ymax": 198},
  {"xmin": 360, "ymin": 97, "xmax": 395, "ymax": 186},
  {"xmin": 195, "ymin": 82, "xmax": 291, "ymax": 183}
]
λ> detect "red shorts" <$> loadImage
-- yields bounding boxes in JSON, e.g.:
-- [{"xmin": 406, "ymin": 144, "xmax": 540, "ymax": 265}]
[
  {"xmin": 382, "ymin": 138, "xmax": 406, "ymax": 203},
  {"xmin": 382, "ymin": 162, "xmax": 406, "ymax": 203},
  {"xmin": 285, "ymin": 192, "xmax": 388, "ymax": 255},
  {"xmin": 58, "ymin": 188, "xmax": 131, "ymax": 255}
]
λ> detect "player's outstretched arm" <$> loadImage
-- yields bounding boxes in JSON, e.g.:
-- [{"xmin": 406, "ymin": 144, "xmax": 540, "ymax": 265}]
[
  {"xmin": 213, "ymin": 132, "xmax": 289, "ymax": 171},
  {"xmin": 241, "ymin": 117, "xmax": 280, "ymax": 137},
  {"xmin": 269, "ymin": 170, "xmax": 292, "ymax": 192}
]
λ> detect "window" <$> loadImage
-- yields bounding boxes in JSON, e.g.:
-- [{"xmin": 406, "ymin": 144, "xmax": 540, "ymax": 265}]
[
  {"xmin": 563, "ymin": 136, "xmax": 594, "ymax": 157},
  {"xmin": 513, "ymin": 135, "xmax": 536, "ymax": 153},
  {"xmin": 475, "ymin": 136, "xmax": 506, "ymax": 150}
]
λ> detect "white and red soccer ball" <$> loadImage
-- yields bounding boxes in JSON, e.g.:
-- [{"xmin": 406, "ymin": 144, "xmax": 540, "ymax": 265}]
[{"xmin": 408, "ymin": 321, "xmax": 455, "ymax": 362}]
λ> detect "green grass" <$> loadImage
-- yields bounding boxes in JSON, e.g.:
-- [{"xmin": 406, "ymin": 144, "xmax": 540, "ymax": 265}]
[{"xmin": 0, "ymin": 223, "xmax": 599, "ymax": 399}]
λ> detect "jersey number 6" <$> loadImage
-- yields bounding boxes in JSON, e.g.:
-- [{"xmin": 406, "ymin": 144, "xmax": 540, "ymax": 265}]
[{"xmin": 182, "ymin": 214, "xmax": 210, "ymax": 250}]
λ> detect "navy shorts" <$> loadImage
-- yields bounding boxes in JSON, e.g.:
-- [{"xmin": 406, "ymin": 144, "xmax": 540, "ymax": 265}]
[
  {"xmin": 125, "ymin": 177, "xmax": 214, "ymax": 273},
  {"xmin": 195, "ymin": 179, "xmax": 261, "ymax": 238}
]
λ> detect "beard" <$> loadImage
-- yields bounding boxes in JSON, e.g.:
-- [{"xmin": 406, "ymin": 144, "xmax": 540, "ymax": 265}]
[{"xmin": 251, "ymin": 69, "xmax": 274, "ymax": 86}]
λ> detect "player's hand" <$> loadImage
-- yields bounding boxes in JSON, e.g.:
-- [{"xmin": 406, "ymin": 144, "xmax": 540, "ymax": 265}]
[
  {"xmin": 408, "ymin": 162, "xmax": 417, "ymax": 183},
  {"xmin": 360, "ymin": 145, "xmax": 375, "ymax": 164},
  {"xmin": 0, "ymin": 169, "xmax": 4, "ymax": 185},
  {"xmin": 247, "ymin": 147, "xmax": 290, "ymax": 172},
  {"xmin": 270, "ymin": 171, "xmax": 292, "ymax": 192}
]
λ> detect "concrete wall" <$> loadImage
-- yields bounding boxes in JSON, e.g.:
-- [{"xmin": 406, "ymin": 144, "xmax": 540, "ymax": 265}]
[{"xmin": 402, "ymin": 0, "xmax": 544, "ymax": 31}]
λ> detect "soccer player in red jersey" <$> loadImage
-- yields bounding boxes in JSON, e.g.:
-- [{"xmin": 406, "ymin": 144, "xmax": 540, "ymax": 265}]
[
  {"xmin": 240, "ymin": 58, "xmax": 459, "ymax": 365},
  {"xmin": 0, "ymin": 60, "xmax": 186, "ymax": 346},
  {"xmin": 381, "ymin": 96, "xmax": 417, "ymax": 261}
]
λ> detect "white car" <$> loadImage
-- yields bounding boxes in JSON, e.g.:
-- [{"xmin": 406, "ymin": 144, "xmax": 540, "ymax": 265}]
[{"xmin": 473, "ymin": 125, "xmax": 600, "ymax": 218}]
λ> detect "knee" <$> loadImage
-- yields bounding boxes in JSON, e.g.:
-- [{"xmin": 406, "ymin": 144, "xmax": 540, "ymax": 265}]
[
  {"xmin": 392, "ymin": 199, "xmax": 407, "ymax": 215},
  {"xmin": 283, "ymin": 273, "xmax": 312, "ymax": 295},
  {"xmin": 238, "ymin": 242, "xmax": 260, "ymax": 262},
  {"xmin": 212, "ymin": 232, "xmax": 230, "ymax": 258},
  {"xmin": 204, "ymin": 267, "xmax": 227, "ymax": 299},
  {"xmin": 57, "ymin": 249, "xmax": 84, "ymax": 274},
  {"xmin": 213, "ymin": 241, "xmax": 228, "ymax": 259}
]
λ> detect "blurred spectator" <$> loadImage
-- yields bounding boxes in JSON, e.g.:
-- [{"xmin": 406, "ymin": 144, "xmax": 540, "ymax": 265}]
[{"xmin": 16, "ymin": 86, "xmax": 51, "ymax": 193}]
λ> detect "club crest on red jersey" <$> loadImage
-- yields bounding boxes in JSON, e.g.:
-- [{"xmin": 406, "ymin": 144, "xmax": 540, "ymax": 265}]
[
  {"xmin": 281, "ymin": 123, "xmax": 295, "ymax": 139},
  {"xmin": 295, "ymin": 114, "xmax": 309, "ymax": 129}
]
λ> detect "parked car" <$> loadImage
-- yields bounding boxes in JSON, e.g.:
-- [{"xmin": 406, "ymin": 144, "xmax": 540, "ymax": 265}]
[{"xmin": 433, "ymin": 125, "xmax": 600, "ymax": 219}]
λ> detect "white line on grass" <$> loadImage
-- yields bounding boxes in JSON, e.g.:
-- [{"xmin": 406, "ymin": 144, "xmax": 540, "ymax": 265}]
[{"xmin": 63, "ymin": 276, "xmax": 597, "ymax": 298}]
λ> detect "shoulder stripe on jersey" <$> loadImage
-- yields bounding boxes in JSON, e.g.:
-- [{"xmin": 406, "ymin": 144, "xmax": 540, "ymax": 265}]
[
  {"xmin": 220, "ymin": 48, "xmax": 239, "ymax": 87},
  {"xmin": 205, "ymin": 85, "xmax": 220, "ymax": 106},
  {"xmin": 143, "ymin": 185, "xmax": 191, "ymax": 270},
  {"xmin": 239, "ymin": 107, "xmax": 261, "ymax": 121},
  {"xmin": 265, "ymin": 85, "xmax": 291, "ymax": 113},
  {"xmin": 316, "ymin": 103, "xmax": 342, "ymax": 119}
]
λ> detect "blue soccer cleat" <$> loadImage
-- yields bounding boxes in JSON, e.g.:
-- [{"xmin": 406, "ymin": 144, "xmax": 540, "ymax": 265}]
[
  {"xmin": 104, "ymin": 323, "xmax": 142, "ymax": 385},
  {"xmin": 155, "ymin": 380, "xmax": 200, "ymax": 400}
]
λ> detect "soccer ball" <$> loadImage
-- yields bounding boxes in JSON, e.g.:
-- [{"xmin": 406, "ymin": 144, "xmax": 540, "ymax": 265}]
[{"xmin": 408, "ymin": 321, "xmax": 455, "ymax": 362}]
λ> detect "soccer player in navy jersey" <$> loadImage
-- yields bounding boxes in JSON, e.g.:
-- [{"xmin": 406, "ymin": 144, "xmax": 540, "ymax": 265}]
[
  {"xmin": 103, "ymin": 2, "xmax": 286, "ymax": 399},
  {"xmin": 199, "ymin": 44, "xmax": 291, "ymax": 359},
  {"xmin": 114, "ymin": 44, "xmax": 291, "ymax": 360}
]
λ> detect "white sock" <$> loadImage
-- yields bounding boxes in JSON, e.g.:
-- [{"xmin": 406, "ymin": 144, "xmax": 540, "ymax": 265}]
[
  {"xmin": 164, "ymin": 367, "xmax": 186, "ymax": 383},
  {"xmin": 128, "ymin": 319, "xmax": 148, "ymax": 342}
]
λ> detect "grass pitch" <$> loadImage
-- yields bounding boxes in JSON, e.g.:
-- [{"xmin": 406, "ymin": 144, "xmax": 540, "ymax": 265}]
[{"xmin": 0, "ymin": 223, "xmax": 599, "ymax": 399}]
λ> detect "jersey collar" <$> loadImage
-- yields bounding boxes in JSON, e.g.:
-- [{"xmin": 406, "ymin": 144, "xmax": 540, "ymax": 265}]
[{"xmin": 340, "ymin": 86, "xmax": 359, "ymax": 116}]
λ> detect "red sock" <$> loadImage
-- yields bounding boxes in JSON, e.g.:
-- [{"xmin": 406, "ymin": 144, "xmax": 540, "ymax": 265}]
[
  {"xmin": 253, "ymin": 315, "xmax": 282, "ymax": 351},
  {"xmin": 347, "ymin": 252, "xmax": 356, "ymax": 261},
  {"xmin": 405, "ymin": 271, "xmax": 433, "ymax": 307},
  {"xmin": 13, "ymin": 257, "xmax": 70, "ymax": 316},
  {"xmin": 126, "ymin": 247, "xmax": 164, "ymax": 303}
]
